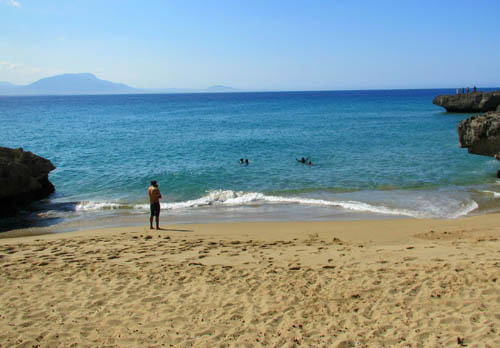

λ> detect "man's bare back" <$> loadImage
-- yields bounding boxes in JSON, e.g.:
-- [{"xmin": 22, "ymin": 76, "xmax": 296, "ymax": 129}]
[
  {"xmin": 148, "ymin": 185, "xmax": 162, "ymax": 203},
  {"xmin": 148, "ymin": 180, "xmax": 162, "ymax": 229}
]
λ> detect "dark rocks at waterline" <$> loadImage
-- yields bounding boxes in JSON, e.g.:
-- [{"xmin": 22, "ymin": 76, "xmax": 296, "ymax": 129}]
[
  {"xmin": 457, "ymin": 112, "xmax": 500, "ymax": 157},
  {"xmin": 0, "ymin": 147, "xmax": 55, "ymax": 217},
  {"xmin": 433, "ymin": 91, "xmax": 500, "ymax": 113}
]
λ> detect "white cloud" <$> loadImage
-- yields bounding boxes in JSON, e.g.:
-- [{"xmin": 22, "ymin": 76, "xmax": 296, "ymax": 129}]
[
  {"xmin": 9, "ymin": 0, "xmax": 21, "ymax": 7},
  {"xmin": 0, "ymin": 61, "xmax": 64, "ymax": 84},
  {"xmin": 0, "ymin": 61, "xmax": 23, "ymax": 70}
]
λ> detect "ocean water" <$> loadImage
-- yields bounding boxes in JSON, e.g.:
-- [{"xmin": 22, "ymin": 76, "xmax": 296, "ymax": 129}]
[{"xmin": 1, "ymin": 89, "xmax": 500, "ymax": 230}]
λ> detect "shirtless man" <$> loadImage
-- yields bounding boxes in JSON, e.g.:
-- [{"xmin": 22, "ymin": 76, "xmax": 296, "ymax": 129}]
[{"xmin": 148, "ymin": 180, "xmax": 162, "ymax": 229}]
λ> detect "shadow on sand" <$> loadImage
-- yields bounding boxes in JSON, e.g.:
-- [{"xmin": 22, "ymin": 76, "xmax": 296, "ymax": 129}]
[
  {"xmin": 0, "ymin": 201, "xmax": 78, "ymax": 233},
  {"xmin": 153, "ymin": 227, "xmax": 194, "ymax": 233}
]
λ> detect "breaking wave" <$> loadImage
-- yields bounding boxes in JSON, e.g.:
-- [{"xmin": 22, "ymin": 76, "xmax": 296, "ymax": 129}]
[
  {"xmin": 480, "ymin": 190, "xmax": 500, "ymax": 198},
  {"xmin": 73, "ymin": 189, "xmax": 478, "ymax": 219}
]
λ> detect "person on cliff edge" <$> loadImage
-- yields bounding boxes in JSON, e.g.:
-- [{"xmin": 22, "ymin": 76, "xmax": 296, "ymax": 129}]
[{"xmin": 148, "ymin": 180, "xmax": 162, "ymax": 229}]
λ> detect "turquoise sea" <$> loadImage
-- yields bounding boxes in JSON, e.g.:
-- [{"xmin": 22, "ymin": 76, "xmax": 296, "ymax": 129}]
[{"xmin": 1, "ymin": 89, "xmax": 500, "ymax": 230}]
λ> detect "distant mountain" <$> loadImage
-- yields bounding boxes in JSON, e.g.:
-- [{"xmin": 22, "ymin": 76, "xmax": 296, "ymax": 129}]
[
  {"xmin": 145, "ymin": 85, "xmax": 240, "ymax": 94},
  {"xmin": 0, "ymin": 73, "xmax": 239, "ymax": 96},
  {"xmin": 144, "ymin": 88, "xmax": 202, "ymax": 94},
  {"xmin": 0, "ymin": 81, "xmax": 17, "ymax": 88},
  {"xmin": 3, "ymin": 73, "xmax": 138, "ymax": 95},
  {"xmin": 0, "ymin": 81, "xmax": 18, "ymax": 92},
  {"xmin": 205, "ymin": 85, "xmax": 238, "ymax": 93}
]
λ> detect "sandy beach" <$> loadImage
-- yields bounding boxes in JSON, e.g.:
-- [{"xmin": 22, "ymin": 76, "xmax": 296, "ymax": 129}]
[{"xmin": 1, "ymin": 215, "xmax": 499, "ymax": 348}]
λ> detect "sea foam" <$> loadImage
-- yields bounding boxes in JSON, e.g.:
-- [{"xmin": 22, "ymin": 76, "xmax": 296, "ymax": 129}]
[
  {"xmin": 481, "ymin": 190, "xmax": 500, "ymax": 198},
  {"xmin": 73, "ymin": 189, "xmax": 478, "ymax": 219}
]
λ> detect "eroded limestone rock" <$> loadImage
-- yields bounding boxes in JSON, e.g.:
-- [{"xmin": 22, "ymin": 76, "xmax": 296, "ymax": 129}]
[
  {"xmin": 457, "ymin": 112, "xmax": 500, "ymax": 157},
  {"xmin": 433, "ymin": 91, "xmax": 500, "ymax": 113},
  {"xmin": 0, "ymin": 147, "xmax": 55, "ymax": 217}
]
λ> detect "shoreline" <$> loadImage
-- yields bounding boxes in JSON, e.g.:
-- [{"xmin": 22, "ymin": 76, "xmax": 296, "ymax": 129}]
[
  {"xmin": 0, "ymin": 203, "xmax": 411, "ymax": 239},
  {"xmin": 1, "ymin": 211, "xmax": 499, "ymax": 243},
  {"xmin": 1, "ymin": 214, "xmax": 499, "ymax": 347},
  {"xmin": 0, "ymin": 195, "xmax": 485, "ymax": 239}
]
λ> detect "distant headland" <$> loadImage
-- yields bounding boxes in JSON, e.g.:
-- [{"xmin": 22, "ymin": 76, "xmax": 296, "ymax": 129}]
[
  {"xmin": 433, "ymin": 90, "xmax": 500, "ymax": 113},
  {"xmin": 0, "ymin": 73, "xmax": 238, "ymax": 96}
]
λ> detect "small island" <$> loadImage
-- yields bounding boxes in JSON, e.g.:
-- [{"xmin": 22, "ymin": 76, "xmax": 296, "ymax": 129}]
[{"xmin": 433, "ymin": 90, "xmax": 500, "ymax": 113}]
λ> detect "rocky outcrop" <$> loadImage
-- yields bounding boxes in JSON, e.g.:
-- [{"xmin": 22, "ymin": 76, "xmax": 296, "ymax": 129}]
[
  {"xmin": 433, "ymin": 91, "xmax": 500, "ymax": 113},
  {"xmin": 457, "ymin": 112, "xmax": 500, "ymax": 157},
  {"xmin": 0, "ymin": 147, "xmax": 55, "ymax": 217}
]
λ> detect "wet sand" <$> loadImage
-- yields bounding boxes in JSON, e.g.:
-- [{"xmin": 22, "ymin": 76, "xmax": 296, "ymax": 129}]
[{"xmin": 1, "ymin": 216, "xmax": 499, "ymax": 347}]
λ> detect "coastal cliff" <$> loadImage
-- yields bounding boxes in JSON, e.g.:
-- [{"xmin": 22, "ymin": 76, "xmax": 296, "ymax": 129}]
[
  {"xmin": 433, "ymin": 91, "xmax": 500, "ymax": 113},
  {"xmin": 0, "ymin": 147, "xmax": 55, "ymax": 217},
  {"xmin": 457, "ymin": 112, "xmax": 500, "ymax": 157}
]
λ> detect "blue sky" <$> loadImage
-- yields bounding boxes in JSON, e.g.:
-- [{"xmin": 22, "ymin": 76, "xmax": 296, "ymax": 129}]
[{"xmin": 1, "ymin": 0, "xmax": 499, "ymax": 90}]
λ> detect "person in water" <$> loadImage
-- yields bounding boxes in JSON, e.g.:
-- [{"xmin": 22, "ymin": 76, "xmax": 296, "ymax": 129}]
[
  {"xmin": 245, "ymin": 159, "xmax": 249, "ymax": 165},
  {"xmin": 148, "ymin": 180, "xmax": 162, "ymax": 230},
  {"xmin": 296, "ymin": 157, "xmax": 309, "ymax": 164}
]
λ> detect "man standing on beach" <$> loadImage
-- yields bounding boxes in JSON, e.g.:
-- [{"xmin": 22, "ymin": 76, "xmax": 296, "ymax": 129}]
[{"xmin": 148, "ymin": 180, "xmax": 162, "ymax": 229}]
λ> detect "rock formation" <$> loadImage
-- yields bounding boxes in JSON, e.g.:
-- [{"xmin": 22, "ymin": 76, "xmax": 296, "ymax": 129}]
[
  {"xmin": 0, "ymin": 147, "xmax": 55, "ymax": 217},
  {"xmin": 457, "ymin": 112, "xmax": 500, "ymax": 157},
  {"xmin": 433, "ymin": 91, "xmax": 500, "ymax": 113}
]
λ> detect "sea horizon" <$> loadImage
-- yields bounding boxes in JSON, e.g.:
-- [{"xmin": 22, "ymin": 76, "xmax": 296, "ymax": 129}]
[{"xmin": 2, "ymin": 85, "xmax": 499, "ymax": 98}]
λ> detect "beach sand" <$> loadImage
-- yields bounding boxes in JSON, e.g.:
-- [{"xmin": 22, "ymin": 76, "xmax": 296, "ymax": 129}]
[{"xmin": 0, "ymin": 216, "xmax": 499, "ymax": 347}]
